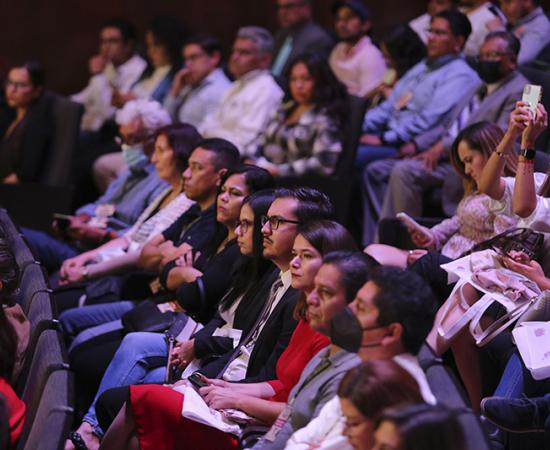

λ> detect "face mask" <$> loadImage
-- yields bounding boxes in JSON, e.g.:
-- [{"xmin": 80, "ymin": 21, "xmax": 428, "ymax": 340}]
[
  {"xmin": 330, "ymin": 306, "xmax": 385, "ymax": 352},
  {"xmin": 476, "ymin": 60, "xmax": 503, "ymax": 84},
  {"xmin": 121, "ymin": 143, "xmax": 147, "ymax": 168}
]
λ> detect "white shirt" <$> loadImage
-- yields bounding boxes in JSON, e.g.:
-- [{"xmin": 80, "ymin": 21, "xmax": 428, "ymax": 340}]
[
  {"xmin": 72, "ymin": 54, "xmax": 147, "ymax": 131},
  {"xmin": 223, "ymin": 270, "xmax": 292, "ymax": 381},
  {"xmin": 163, "ymin": 68, "xmax": 231, "ymax": 127},
  {"xmin": 329, "ymin": 36, "xmax": 387, "ymax": 97},
  {"xmin": 461, "ymin": 2, "xmax": 500, "ymax": 57},
  {"xmin": 409, "ymin": 13, "xmax": 431, "ymax": 44},
  {"xmin": 199, "ymin": 69, "xmax": 284, "ymax": 155},
  {"xmin": 132, "ymin": 65, "xmax": 171, "ymax": 99},
  {"xmin": 283, "ymin": 353, "xmax": 436, "ymax": 450}
]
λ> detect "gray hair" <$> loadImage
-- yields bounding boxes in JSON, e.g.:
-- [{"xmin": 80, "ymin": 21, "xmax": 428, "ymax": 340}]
[
  {"xmin": 236, "ymin": 26, "xmax": 275, "ymax": 55},
  {"xmin": 115, "ymin": 98, "xmax": 171, "ymax": 132}
]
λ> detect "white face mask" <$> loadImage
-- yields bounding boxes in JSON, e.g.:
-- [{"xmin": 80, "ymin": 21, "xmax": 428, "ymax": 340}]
[{"xmin": 121, "ymin": 143, "xmax": 147, "ymax": 168}]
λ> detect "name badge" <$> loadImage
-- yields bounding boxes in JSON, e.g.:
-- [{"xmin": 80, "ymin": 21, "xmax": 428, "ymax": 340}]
[
  {"xmin": 395, "ymin": 92, "xmax": 413, "ymax": 110},
  {"xmin": 264, "ymin": 402, "xmax": 294, "ymax": 442}
]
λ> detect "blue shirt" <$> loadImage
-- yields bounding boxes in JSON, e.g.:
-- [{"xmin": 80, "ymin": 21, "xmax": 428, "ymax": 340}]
[
  {"xmin": 76, "ymin": 162, "xmax": 168, "ymax": 233},
  {"xmin": 363, "ymin": 54, "xmax": 480, "ymax": 145}
]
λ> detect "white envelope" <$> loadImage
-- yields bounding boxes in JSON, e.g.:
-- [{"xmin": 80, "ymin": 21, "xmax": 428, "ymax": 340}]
[{"xmin": 513, "ymin": 322, "xmax": 550, "ymax": 380}]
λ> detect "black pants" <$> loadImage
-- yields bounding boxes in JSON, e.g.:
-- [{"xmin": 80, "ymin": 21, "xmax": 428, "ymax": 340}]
[
  {"xmin": 408, "ymin": 252, "xmax": 454, "ymax": 304},
  {"xmin": 96, "ymin": 386, "xmax": 131, "ymax": 433}
]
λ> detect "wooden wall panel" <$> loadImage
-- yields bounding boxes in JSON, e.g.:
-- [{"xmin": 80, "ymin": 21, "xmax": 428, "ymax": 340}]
[{"xmin": 4, "ymin": 0, "xmax": 546, "ymax": 94}]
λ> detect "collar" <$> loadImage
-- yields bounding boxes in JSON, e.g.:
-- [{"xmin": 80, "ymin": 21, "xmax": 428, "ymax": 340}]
[
  {"xmin": 425, "ymin": 53, "xmax": 460, "ymax": 70},
  {"xmin": 486, "ymin": 70, "xmax": 519, "ymax": 95},
  {"xmin": 129, "ymin": 159, "xmax": 153, "ymax": 175},
  {"xmin": 237, "ymin": 68, "xmax": 268, "ymax": 83},
  {"xmin": 192, "ymin": 67, "xmax": 224, "ymax": 89},
  {"xmin": 320, "ymin": 346, "xmax": 359, "ymax": 367},
  {"xmin": 514, "ymin": 6, "xmax": 545, "ymax": 27},
  {"xmin": 279, "ymin": 269, "xmax": 293, "ymax": 291}
]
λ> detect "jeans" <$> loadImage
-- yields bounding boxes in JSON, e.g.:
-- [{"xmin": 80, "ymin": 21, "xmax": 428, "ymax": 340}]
[
  {"xmin": 21, "ymin": 227, "xmax": 79, "ymax": 273},
  {"xmin": 59, "ymin": 301, "xmax": 135, "ymax": 351},
  {"xmin": 82, "ymin": 332, "xmax": 168, "ymax": 436},
  {"xmin": 494, "ymin": 351, "xmax": 550, "ymax": 399},
  {"xmin": 355, "ymin": 144, "xmax": 399, "ymax": 175}
]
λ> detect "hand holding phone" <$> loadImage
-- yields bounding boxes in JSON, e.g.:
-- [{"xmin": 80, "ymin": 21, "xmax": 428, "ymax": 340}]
[
  {"xmin": 188, "ymin": 372, "xmax": 209, "ymax": 390},
  {"xmin": 522, "ymin": 84, "xmax": 542, "ymax": 120},
  {"xmin": 396, "ymin": 212, "xmax": 434, "ymax": 248}
]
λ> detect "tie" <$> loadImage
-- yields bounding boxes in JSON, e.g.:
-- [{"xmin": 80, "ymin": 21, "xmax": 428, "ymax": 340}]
[{"xmin": 272, "ymin": 36, "xmax": 293, "ymax": 77}]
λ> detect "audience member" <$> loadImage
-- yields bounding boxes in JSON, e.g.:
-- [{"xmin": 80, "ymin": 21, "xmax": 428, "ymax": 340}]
[
  {"xmin": 490, "ymin": 0, "xmax": 550, "ymax": 64},
  {"xmin": 199, "ymin": 27, "xmax": 284, "ymax": 154},
  {"xmin": 0, "ymin": 293, "xmax": 26, "ymax": 448},
  {"xmin": 163, "ymin": 34, "xmax": 231, "ymax": 126},
  {"xmin": 111, "ymin": 15, "xmax": 187, "ymax": 108},
  {"xmin": 367, "ymin": 122, "xmax": 517, "ymax": 268},
  {"xmin": 0, "ymin": 60, "xmax": 52, "ymax": 184},
  {"xmin": 57, "ymin": 124, "xmax": 202, "ymax": 286},
  {"xmin": 338, "ymin": 361, "xmax": 423, "ymax": 450},
  {"xmin": 329, "ymin": 0, "xmax": 387, "ymax": 97},
  {"xmin": 366, "ymin": 25, "xmax": 426, "ymax": 107},
  {"xmin": 356, "ymin": 9, "xmax": 479, "ymax": 172},
  {"xmin": 249, "ymin": 53, "xmax": 347, "ymax": 177},
  {"xmin": 271, "ymin": 0, "xmax": 333, "ymax": 83},
  {"xmin": 71, "ymin": 18, "xmax": 146, "ymax": 132},
  {"xmin": 409, "ymin": 0, "xmax": 458, "ymax": 43},
  {"xmin": 92, "ymin": 98, "xmax": 171, "ymax": 193},
  {"xmin": 367, "ymin": 30, "xmax": 527, "ymax": 243},
  {"xmin": 281, "ymin": 266, "xmax": 436, "ymax": 450},
  {"xmin": 373, "ymin": 403, "xmax": 465, "ymax": 450}
]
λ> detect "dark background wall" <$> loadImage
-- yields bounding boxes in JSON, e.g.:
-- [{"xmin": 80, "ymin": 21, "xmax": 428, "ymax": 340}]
[{"xmin": 1, "ymin": 0, "xmax": 549, "ymax": 95}]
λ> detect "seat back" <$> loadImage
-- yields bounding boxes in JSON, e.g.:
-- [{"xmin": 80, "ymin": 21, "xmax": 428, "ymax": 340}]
[
  {"xmin": 17, "ymin": 262, "xmax": 50, "ymax": 315},
  {"xmin": 40, "ymin": 93, "xmax": 83, "ymax": 186},
  {"xmin": 17, "ymin": 369, "xmax": 74, "ymax": 450}
]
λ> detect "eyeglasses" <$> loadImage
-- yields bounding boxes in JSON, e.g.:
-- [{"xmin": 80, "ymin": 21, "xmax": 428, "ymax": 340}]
[
  {"xmin": 236, "ymin": 219, "xmax": 253, "ymax": 234},
  {"xmin": 184, "ymin": 52, "xmax": 207, "ymax": 63},
  {"xmin": 100, "ymin": 37, "xmax": 123, "ymax": 45},
  {"xmin": 478, "ymin": 51, "xmax": 511, "ymax": 61},
  {"xmin": 261, "ymin": 215, "xmax": 301, "ymax": 230},
  {"xmin": 426, "ymin": 28, "xmax": 450, "ymax": 37},
  {"xmin": 5, "ymin": 80, "xmax": 32, "ymax": 90}
]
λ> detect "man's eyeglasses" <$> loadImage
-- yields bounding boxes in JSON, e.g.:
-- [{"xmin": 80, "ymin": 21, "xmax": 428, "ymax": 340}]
[
  {"xmin": 236, "ymin": 219, "xmax": 253, "ymax": 234},
  {"xmin": 426, "ymin": 28, "xmax": 450, "ymax": 37},
  {"xmin": 261, "ymin": 215, "xmax": 301, "ymax": 230},
  {"xmin": 478, "ymin": 51, "xmax": 511, "ymax": 61},
  {"xmin": 276, "ymin": 1, "xmax": 306, "ymax": 10},
  {"xmin": 5, "ymin": 80, "xmax": 32, "ymax": 90}
]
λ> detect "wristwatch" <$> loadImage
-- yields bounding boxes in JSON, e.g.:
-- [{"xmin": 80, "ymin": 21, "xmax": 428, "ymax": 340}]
[{"xmin": 520, "ymin": 148, "xmax": 536, "ymax": 160}]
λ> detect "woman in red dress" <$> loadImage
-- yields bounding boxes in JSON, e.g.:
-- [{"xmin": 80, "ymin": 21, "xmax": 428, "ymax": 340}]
[{"xmin": 99, "ymin": 220, "xmax": 358, "ymax": 450}]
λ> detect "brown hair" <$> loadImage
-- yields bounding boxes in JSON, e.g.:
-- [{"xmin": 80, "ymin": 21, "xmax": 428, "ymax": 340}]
[
  {"xmin": 292, "ymin": 220, "xmax": 357, "ymax": 320},
  {"xmin": 449, "ymin": 121, "xmax": 512, "ymax": 196},
  {"xmin": 338, "ymin": 360, "xmax": 423, "ymax": 418}
]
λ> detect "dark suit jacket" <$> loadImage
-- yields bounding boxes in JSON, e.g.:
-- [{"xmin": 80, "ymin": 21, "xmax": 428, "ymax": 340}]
[
  {"xmin": 273, "ymin": 20, "xmax": 334, "ymax": 85},
  {"xmin": 199, "ymin": 276, "xmax": 299, "ymax": 382}
]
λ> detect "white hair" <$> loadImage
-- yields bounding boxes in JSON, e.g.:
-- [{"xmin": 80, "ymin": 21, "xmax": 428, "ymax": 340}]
[{"xmin": 115, "ymin": 98, "xmax": 171, "ymax": 132}]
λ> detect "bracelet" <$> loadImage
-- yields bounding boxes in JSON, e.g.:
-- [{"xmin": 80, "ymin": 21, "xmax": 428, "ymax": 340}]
[
  {"xmin": 519, "ymin": 157, "xmax": 534, "ymax": 164},
  {"xmin": 495, "ymin": 151, "xmax": 507, "ymax": 158},
  {"xmin": 81, "ymin": 266, "xmax": 89, "ymax": 280}
]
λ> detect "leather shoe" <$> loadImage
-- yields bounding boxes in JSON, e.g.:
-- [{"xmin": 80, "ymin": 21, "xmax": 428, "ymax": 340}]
[{"xmin": 480, "ymin": 396, "xmax": 549, "ymax": 433}]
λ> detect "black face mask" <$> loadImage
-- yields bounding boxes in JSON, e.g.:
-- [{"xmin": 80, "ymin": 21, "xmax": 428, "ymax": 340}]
[
  {"xmin": 330, "ymin": 307, "xmax": 385, "ymax": 353},
  {"xmin": 476, "ymin": 60, "xmax": 503, "ymax": 84}
]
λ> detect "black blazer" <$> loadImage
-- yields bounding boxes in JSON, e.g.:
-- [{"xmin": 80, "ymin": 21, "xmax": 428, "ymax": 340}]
[{"xmin": 199, "ymin": 276, "xmax": 299, "ymax": 381}]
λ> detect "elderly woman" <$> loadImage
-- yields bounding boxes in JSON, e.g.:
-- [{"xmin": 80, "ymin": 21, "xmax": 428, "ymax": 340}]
[
  {"xmin": 0, "ymin": 61, "xmax": 52, "ymax": 184},
  {"xmin": 249, "ymin": 53, "xmax": 348, "ymax": 177}
]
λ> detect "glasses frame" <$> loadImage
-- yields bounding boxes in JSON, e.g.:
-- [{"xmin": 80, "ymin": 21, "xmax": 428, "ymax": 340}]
[{"xmin": 261, "ymin": 215, "xmax": 301, "ymax": 230}]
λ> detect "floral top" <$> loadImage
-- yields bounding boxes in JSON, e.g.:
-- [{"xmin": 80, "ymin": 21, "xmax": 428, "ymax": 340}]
[
  {"xmin": 431, "ymin": 191, "xmax": 517, "ymax": 259},
  {"xmin": 252, "ymin": 101, "xmax": 342, "ymax": 176}
]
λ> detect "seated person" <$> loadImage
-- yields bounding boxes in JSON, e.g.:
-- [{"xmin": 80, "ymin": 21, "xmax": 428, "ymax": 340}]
[
  {"xmin": 329, "ymin": 1, "xmax": 387, "ymax": 97},
  {"xmin": 366, "ymin": 121, "xmax": 517, "ymax": 266},
  {"xmin": 57, "ymin": 123, "xmax": 202, "ymax": 286},
  {"xmin": 97, "ymin": 251, "xmax": 373, "ymax": 450},
  {"xmin": 373, "ymin": 403, "xmax": 465, "ymax": 450},
  {"xmin": 271, "ymin": 0, "xmax": 333, "ymax": 83},
  {"xmin": 0, "ymin": 295, "xmax": 26, "ymax": 448},
  {"xmin": 0, "ymin": 60, "xmax": 52, "ymax": 184},
  {"xmin": 164, "ymin": 34, "xmax": 231, "ymax": 127},
  {"xmin": 365, "ymin": 24, "xmax": 426, "ymax": 107},
  {"xmin": 459, "ymin": 0, "xmax": 505, "ymax": 58},
  {"xmin": 487, "ymin": 0, "xmax": 550, "ymax": 64},
  {"xmin": 356, "ymin": 9, "xmax": 480, "ymax": 171},
  {"xmin": 199, "ymin": 26, "xmax": 284, "ymax": 155},
  {"xmin": 23, "ymin": 98, "xmax": 171, "ymax": 273},
  {"xmin": 369, "ymin": 30, "xmax": 527, "ymax": 244},
  {"xmin": 409, "ymin": 0, "xmax": 458, "ymax": 43},
  {"xmin": 71, "ymin": 18, "xmax": 146, "ymax": 132},
  {"xmin": 249, "ymin": 53, "xmax": 347, "ymax": 177}
]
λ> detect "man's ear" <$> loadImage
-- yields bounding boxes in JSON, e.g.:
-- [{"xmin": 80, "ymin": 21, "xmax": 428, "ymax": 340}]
[
  {"xmin": 216, "ymin": 168, "xmax": 228, "ymax": 186},
  {"xmin": 454, "ymin": 35, "xmax": 466, "ymax": 53},
  {"xmin": 362, "ymin": 20, "xmax": 372, "ymax": 34},
  {"xmin": 381, "ymin": 322, "xmax": 403, "ymax": 347}
]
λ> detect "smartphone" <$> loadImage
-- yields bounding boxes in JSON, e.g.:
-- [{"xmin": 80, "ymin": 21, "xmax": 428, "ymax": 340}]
[
  {"xmin": 396, "ymin": 212, "xmax": 431, "ymax": 240},
  {"xmin": 52, "ymin": 213, "xmax": 74, "ymax": 231},
  {"xmin": 522, "ymin": 84, "xmax": 542, "ymax": 119},
  {"xmin": 188, "ymin": 372, "xmax": 209, "ymax": 390}
]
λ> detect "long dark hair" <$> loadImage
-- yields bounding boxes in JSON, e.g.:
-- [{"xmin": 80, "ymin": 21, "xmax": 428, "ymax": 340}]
[
  {"xmin": 382, "ymin": 25, "xmax": 426, "ymax": 79},
  {"xmin": 0, "ymin": 307, "xmax": 17, "ymax": 382},
  {"xmin": 0, "ymin": 240, "xmax": 19, "ymax": 306},
  {"xmin": 293, "ymin": 220, "xmax": 358, "ymax": 320},
  {"xmin": 338, "ymin": 360, "xmax": 423, "ymax": 418},
  {"xmin": 285, "ymin": 53, "xmax": 348, "ymax": 127},
  {"xmin": 220, "ymin": 190, "xmax": 276, "ymax": 312},
  {"xmin": 377, "ymin": 403, "xmax": 465, "ymax": 450}
]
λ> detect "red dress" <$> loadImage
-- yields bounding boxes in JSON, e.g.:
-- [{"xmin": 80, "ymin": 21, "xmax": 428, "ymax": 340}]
[
  {"xmin": 130, "ymin": 320, "xmax": 329, "ymax": 450},
  {"xmin": 0, "ymin": 377, "xmax": 26, "ymax": 447}
]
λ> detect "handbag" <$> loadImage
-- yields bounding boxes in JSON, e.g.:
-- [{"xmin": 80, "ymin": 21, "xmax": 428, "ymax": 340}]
[
  {"xmin": 462, "ymin": 228, "xmax": 545, "ymax": 262},
  {"xmin": 121, "ymin": 300, "xmax": 178, "ymax": 333}
]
